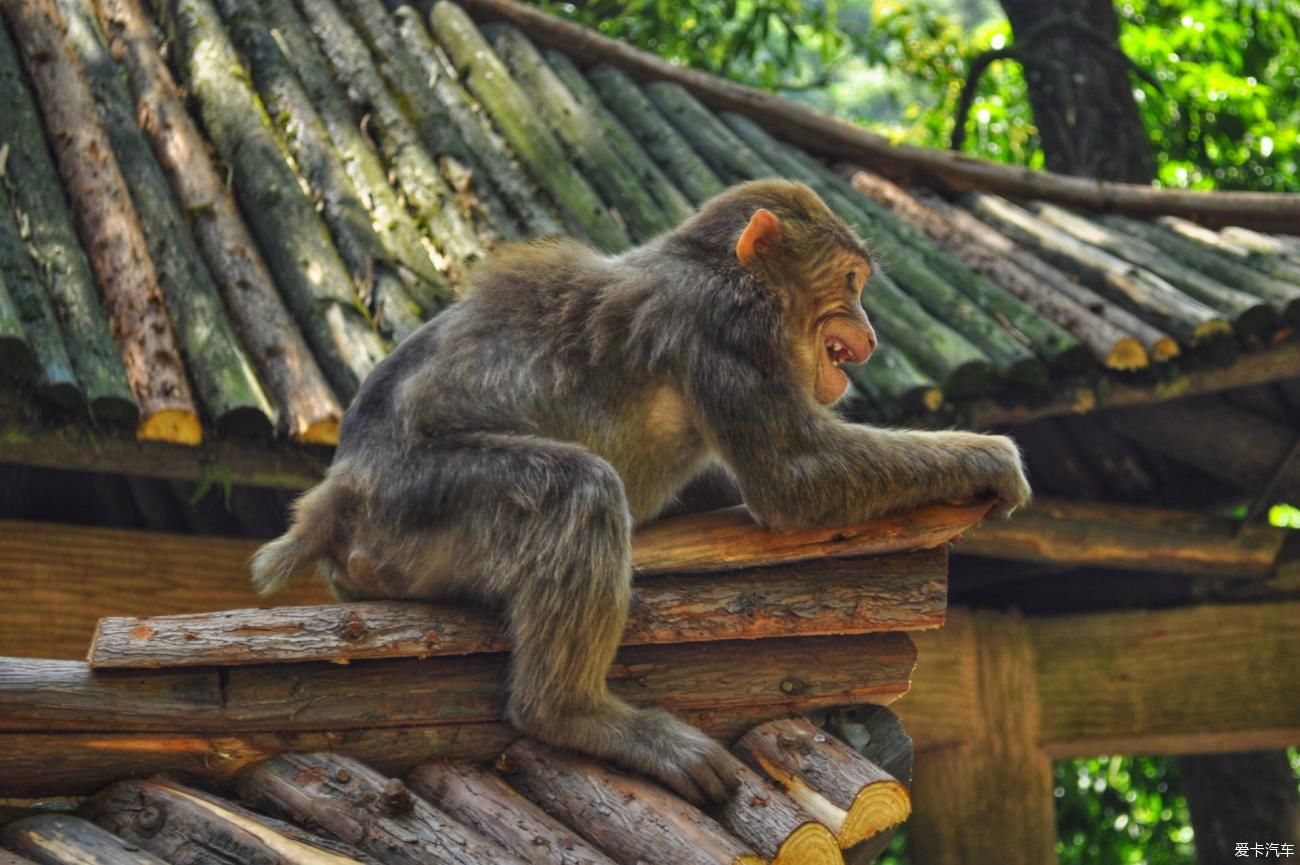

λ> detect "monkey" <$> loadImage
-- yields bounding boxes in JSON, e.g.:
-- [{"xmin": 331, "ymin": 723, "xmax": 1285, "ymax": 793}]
[{"xmin": 251, "ymin": 179, "xmax": 1031, "ymax": 805}]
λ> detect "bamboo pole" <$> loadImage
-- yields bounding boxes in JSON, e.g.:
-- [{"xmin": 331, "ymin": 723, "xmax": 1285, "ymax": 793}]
[
  {"xmin": 217, "ymin": 0, "xmax": 426, "ymax": 341},
  {"xmin": 587, "ymin": 64, "xmax": 725, "ymax": 205},
  {"xmin": 293, "ymin": 0, "xmax": 491, "ymax": 274},
  {"xmin": 391, "ymin": 5, "xmax": 565, "ymax": 238},
  {"xmin": 60, "ymin": 0, "xmax": 275, "ymax": 436},
  {"xmin": 489, "ymin": 25, "xmax": 675, "ymax": 241},
  {"xmin": 428, "ymin": 1, "xmax": 630, "ymax": 250},
  {"xmin": 0, "ymin": 15, "xmax": 135, "ymax": 421},
  {"xmin": 4, "ymin": 0, "xmax": 201, "ymax": 443},
  {"xmin": 97, "ymin": 0, "xmax": 342, "ymax": 442},
  {"xmin": 148, "ymin": 0, "xmax": 385, "ymax": 402}
]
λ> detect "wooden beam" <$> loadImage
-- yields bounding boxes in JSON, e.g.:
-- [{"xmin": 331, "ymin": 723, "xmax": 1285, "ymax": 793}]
[
  {"xmin": 956, "ymin": 498, "xmax": 1287, "ymax": 578},
  {"xmin": 89, "ymin": 548, "xmax": 946, "ymax": 668},
  {"xmin": 964, "ymin": 338, "xmax": 1300, "ymax": 429},
  {"xmin": 3, "ymin": 502, "xmax": 983, "ymax": 660},
  {"xmin": 436, "ymin": 0, "xmax": 1300, "ymax": 231}
]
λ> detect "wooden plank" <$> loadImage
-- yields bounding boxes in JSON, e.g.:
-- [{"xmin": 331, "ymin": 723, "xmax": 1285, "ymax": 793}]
[
  {"xmin": 0, "ymin": 706, "xmax": 793, "ymax": 797},
  {"xmin": 0, "ymin": 634, "xmax": 914, "ymax": 732},
  {"xmin": 1031, "ymin": 601, "xmax": 1300, "ymax": 757},
  {"xmin": 956, "ymin": 498, "xmax": 1286, "ymax": 578},
  {"xmin": 632, "ymin": 500, "xmax": 990, "ymax": 574},
  {"xmin": 89, "ymin": 548, "xmax": 946, "ymax": 668}
]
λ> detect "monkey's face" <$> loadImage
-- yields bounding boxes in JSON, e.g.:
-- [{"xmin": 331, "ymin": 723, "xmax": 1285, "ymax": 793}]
[{"xmin": 807, "ymin": 257, "xmax": 877, "ymax": 404}]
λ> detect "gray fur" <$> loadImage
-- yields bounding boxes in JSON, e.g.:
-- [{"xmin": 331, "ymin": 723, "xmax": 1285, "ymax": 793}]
[{"xmin": 252, "ymin": 180, "xmax": 1030, "ymax": 804}]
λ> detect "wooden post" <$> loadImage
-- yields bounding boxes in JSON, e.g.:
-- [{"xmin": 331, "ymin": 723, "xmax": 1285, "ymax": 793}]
[{"xmin": 904, "ymin": 611, "xmax": 1056, "ymax": 865}]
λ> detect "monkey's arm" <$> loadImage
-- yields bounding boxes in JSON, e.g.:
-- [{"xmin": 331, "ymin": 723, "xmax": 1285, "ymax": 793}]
[{"xmin": 689, "ymin": 360, "xmax": 1029, "ymax": 530}]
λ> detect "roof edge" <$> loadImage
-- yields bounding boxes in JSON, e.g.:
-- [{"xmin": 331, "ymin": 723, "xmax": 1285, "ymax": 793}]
[{"xmin": 445, "ymin": 0, "xmax": 1300, "ymax": 231}]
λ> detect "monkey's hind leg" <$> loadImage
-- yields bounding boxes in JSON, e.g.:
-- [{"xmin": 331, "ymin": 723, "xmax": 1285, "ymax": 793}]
[{"xmin": 466, "ymin": 442, "xmax": 739, "ymax": 804}]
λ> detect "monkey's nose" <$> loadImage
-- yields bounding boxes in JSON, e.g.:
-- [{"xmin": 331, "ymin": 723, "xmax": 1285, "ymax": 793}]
[{"xmin": 863, "ymin": 323, "xmax": 878, "ymax": 361}]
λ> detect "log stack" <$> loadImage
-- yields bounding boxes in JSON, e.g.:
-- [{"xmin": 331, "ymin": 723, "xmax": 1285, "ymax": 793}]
[{"xmin": 0, "ymin": 501, "xmax": 982, "ymax": 862}]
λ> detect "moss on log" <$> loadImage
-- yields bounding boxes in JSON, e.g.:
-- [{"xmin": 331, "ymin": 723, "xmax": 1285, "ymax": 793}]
[
  {"xmin": 587, "ymin": 64, "xmax": 725, "ymax": 205},
  {"xmin": 846, "ymin": 342, "xmax": 943, "ymax": 416},
  {"xmin": 0, "ymin": 17, "xmax": 134, "ymax": 421},
  {"xmin": 392, "ymin": 5, "xmax": 565, "ymax": 238},
  {"xmin": 149, "ymin": 0, "xmax": 384, "ymax": 401},
  {"xmin": 545, "ymin": 50, "xmax": 694, "ymax": 227},
  {"xmin": 8, "ymin": 0, "xmax": 201, "ymax": 443},
  {"xmin": 0, "ymin": 255, "xmax": 32, "ymax": 380},
  {"xmin": 429, "ymin": 1, "xmax": 630, "ymax": 250},
  {"xmin": 61, "ymin": 0, "xmax": 273, "ymax": 437},
  {"xmin": 294, "ymin": 0, "xmax": 490, "ymax": 274},
  {"xmin": 644, "ymin": 81, "xmax": 761, "ymax": 184},
  {"xmin": 97, "ymin": 0, "xmax": 342, "ymax": 442}
]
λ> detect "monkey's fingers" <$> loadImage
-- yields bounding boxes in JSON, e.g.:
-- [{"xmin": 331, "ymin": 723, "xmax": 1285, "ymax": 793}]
[{"xmin": 683, "ymin": 742, "xmax": 740, "ymax": 804}]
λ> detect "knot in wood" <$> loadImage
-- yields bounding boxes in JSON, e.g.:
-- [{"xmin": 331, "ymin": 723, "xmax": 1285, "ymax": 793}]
[
  {"xmin": 337, "ymin": 612, "xmax": 369, "ymax": 642},
  {"xmin": 379, "ymin": 778, "xmax": 414, "ymax": 816},
  {"xmin": 335, "ymin": 768, "xmax": 351, "ymax": 783},
  {"xmin": 137, "ymin": 805, "xmax": 164, "ymax": 834},
  {"xmin": 779, "ymin": 678, "xmax": 807, "ymax": 696}
]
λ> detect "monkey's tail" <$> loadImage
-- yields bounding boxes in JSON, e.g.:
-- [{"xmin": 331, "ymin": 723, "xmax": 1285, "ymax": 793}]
[{"xmin": 250, "ymin": 478, "xmax": 341, "ymax": 596}]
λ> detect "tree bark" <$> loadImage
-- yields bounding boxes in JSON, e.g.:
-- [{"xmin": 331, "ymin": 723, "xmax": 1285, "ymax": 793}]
[
  {"xmin": 95, "ymin": 0, "xmax": 342, "ymax": 442},
  {"xmin": 88, "ymin": 548, "xmax": 946, "ymax": 669},
  {"xmin": 404, "ymin": 762, "xmax": 618, "ymax": 865},
  {"xmin": 733, "ymin": 717, "xmax": 910, "ymax": 850},
  {"xmin": 238, "ymin": 753, "xmax": 528, "ymax": 865},
  {"xmin": 2, "ymin": 815, "xmax": 170, "ymax": 865},
  {"xmin": 500, "ymin": 738, "xmax": 765, "ymax": 865},
  {"xmin": 1178, "ymin": 751, "xmax": 1300, "ymax": 864},
  {"xmin": 5, "ymin": 0, "xmax": 201, "ymax": 444},
  {"xmin": 59, "ymin": 0, "xmax": 275, "ymax": 437},
  {"xmin": 0, "ymin": 15, "xmax": 135, "ymax": 421},
  {"xmin": 996, "ymin": 0, "xmax": 1152, "ymax": 182},
  {"xmin": 712, "ymin": 759, "xmax": 845, "ymax": 865}
]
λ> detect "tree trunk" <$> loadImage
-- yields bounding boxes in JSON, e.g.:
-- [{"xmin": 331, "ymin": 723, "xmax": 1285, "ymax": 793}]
[
  {"xmin": 996, "ymin": 0, "xmax": 1153, "ymax": 182},
  {"xmin": 1178, "ymin": 751, "xmax": 1300, "ymax": 865}
]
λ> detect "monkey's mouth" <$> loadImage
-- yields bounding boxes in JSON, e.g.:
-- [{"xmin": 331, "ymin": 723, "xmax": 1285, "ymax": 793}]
[
  {"xmin": 821, "ymin": 317, "xmax": 873, "ymax": 367},
  {"xmin": 825, "ymin": 337, "xmax": 859, "ymax": 366}
]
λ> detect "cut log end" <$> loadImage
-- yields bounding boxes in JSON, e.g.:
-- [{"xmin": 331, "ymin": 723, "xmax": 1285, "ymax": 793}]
[
  {"xmin": 137, "ymin": 409, "xmax": 203, "ymax": 445},
  {"xmin": 296, "ymin": 417, "xmax": 341, "ymax": 445},
  {"xmin": 214, "ymin": 406, "xmax": 275, "ymax": 440},
  {"xmin": 1103, "ymin": 337, "xmax": 1149, "ymax": 371},
  {"xmin": 1151, "ymin": 336, "xmax": 1181, "ymax": 362},
  {"xmin": 734, "ymin": 856, "xmax": 766, "ymax": 865},
  {"xmin": 919, "ymin": 387, "xmax": 943, "ymax": 413},
  {"xmin": 841, "ymin": 779, "xmax": 911, "ymax": 848},
  {"xmin": 772, "ymin": 822, "xmax": 844, "ymax": 865},
  {"xmin": 90, "ymin": 394, "xmax": 141, "ymax": 425}
]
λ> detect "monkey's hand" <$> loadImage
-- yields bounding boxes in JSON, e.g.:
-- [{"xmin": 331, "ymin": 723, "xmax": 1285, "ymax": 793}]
[
  {"xmin": 966, "ymin": 434, "xmax": 1031, "ymax": 519},
  {"xmin": 624, "ymin": 707, "xmax": 740, "ymax": 805}
]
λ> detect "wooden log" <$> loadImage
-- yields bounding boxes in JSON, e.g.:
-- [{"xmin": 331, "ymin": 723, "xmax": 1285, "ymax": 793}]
[
  {"xmin": 1031, "ymin": 203, "xmax": 1278, "ymax": 341},
  {"xmin": 0, "ymin": 634, "xmax": 916, "ymax": 732},
  {"xmin": 586, "ymin": 64, "xmax": 725, "ymax": 205},
  {"xmin": 848, "ymin": 170, "xmax": 1150, "ymax": 370},
  {"xmin": 545, "ymin": 51, "xmax": 694, "ymax": 226},
  {"xmin": 919, "ymin": 191, "xmax": 1179, "ymax": 362},
  {"xmin": 1101, "ymin": 215, "xmax": 1300, "ymax": 323},
  {"xmin": 2, "ymin": 815, "xmax": 169, "ymax": 865},
  {"xmin": 429, "ymin": 2, "xmax": 629, "ymax": 250},
  {"xmin": 404, "ymin": 762, "xmax": 618, "ymax": 865},
  {"xmin": 632, "ymin": 499, "xmax": 989, "ymax": 574},
  {"xmin": 149, "ymin": 0, "xmax": 385, "ymax": 401},
  {"xmin": 95, "ymin": 0, "xmax": 342, "ymax": 443},
  {"xmin": 0, "ymin": 705, "xmax": 793, "ymax": 797},
  {"xmin": 0, "ymin": 852, "xmax": 38, "ymax": 865},
  {"xmin": 0, "ymin": 262, "xmax": 32, "ymax": 382},
  {"xmin": 644, "ymin": 81, "xmax": 756, "ymax": 184},
  {"xmin": 261, "ymin": 0, "xmax": 452, "ymax": 318},
  {"xmin": 58, "ymin": 0, "xmax": 275, "ymax": 437},
  {"xmin": 85, "ymin": 778, "xmax": 368, "ymax": 865},
  {"xmin": 964, "ymin": 193, "xmax": 1232, "ymax": 348},
  {"xmin": 238, "ymin": 753, "xmax": 530, "ymax": 865},
  {"xmin": 336, "ymin": 0, "xmax": 519, "ymax": 243},
  {"xmin": 88, "ymin": 547, "xmax": 946, "ymax": 668},
  {"xmin": 1217, "ymin": 224, "xmax": 1300, "ymax": 281},
  {"xmin": 712, "ymin": 758, "xmax": 845, "ymax": 865},
  {"xmin": 294, "ymin": 0, "xmax": 490, "ymax": 274},
  {"xmin": 0, "ymin": 14, "xmax": 135, "ymax": 421},
  {"xmin": 1104, "ymin": 396, "xmax": 1300, "ymax": 502},
  {"xmin": 1057, "ymin": 413, "xmax": 1158, "ymax": 501},
  {"xmin": 216, "ymin": 0, "xmax": 425, "ymax": 341},
  {"xmin": 957, "ymin": 496, "xmax": 1287, "ymax": 577},
  {"xmin": 448, "ymin": 0, "xmax": 1300, "ymax": 232},
  {"xmin": 500, "ymin": 738, "xmax": 765, "ymax": 865},
  {"xmin": 734, "ymin": 718, "xmax": 909, "ymax": 850},
  {"xmin": 5, "ymin": 0, "xmax": 202, "ymax": 443},
  {"xmin": 490, "ymin": 26, "xmax": 673, "ymax": 241},
  {"xmin": 391, "ymin": 6, "xmax": 565, "ymax": 238},
  {"xmin": 845, "ymin": 342, "xmax": 943, "ymax": 416},
  {"xmin": 0, "ymin": 178, "xmax": 77, "ymax": 405}
]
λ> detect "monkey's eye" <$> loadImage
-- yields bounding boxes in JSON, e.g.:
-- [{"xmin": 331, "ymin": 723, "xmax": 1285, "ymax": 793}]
[{"xmin": 845, "ymin": 272, "xmax": 858, "ymax": 292}]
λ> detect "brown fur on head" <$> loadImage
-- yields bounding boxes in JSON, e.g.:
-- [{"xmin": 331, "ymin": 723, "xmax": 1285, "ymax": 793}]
[{"xmin": 679, "ymin": 180, "xmax": 878, "ymax": 405}]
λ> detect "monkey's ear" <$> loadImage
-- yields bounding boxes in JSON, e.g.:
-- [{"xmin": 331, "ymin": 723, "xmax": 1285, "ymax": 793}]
[{"xmin": 736, "ymin": 209, "xmax": 781, "ymax": 264}]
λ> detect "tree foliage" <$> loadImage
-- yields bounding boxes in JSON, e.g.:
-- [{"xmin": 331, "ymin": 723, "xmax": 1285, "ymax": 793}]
[{"xmin": 536, "ymin": 0, "xmax": 1300, "ymax": 191}]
